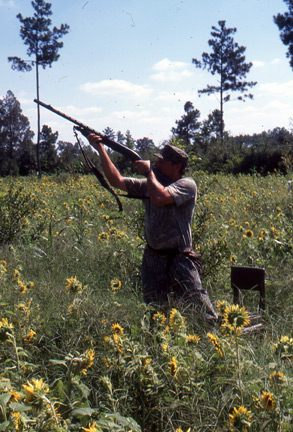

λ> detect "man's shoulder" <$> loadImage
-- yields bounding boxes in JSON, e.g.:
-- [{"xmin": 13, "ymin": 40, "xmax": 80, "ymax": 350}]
[
  {"xmin": 124, "ymin": 176, "xmax": 148, "ymax": 196},
  {"xmin": 174, "ymin": 177, "xmax": 197, "ymax": 190}
]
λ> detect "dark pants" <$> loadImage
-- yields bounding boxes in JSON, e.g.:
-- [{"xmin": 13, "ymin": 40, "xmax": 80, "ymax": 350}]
[{"xmin": 141, "ymin": 246, "xmax": 218, "ymax": 322}]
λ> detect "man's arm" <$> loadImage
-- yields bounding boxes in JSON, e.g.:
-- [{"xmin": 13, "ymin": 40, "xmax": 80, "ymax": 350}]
[
  {"xmin": 87, "ymin": 134, "xmax": 127, "ymax": 192},
  {"xmin": 134, "ymin": 160, "xmax": 175, "ymax": 207}
]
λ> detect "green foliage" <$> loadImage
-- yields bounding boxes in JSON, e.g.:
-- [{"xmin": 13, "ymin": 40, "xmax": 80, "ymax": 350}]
[
  {"xmin": 0, "ymin": 185, "xmax": 39, "ymax": 244},
  {"xmin": 274, "ymin": 0, "xmax": 293, "ymax": 70},
  {"xmin": 0, "ymin": 173, "xmax": 292, "ymax": 431},
  {"xmin": 0, "ymin": 90, "xmax": 35, "ymax": 176}
]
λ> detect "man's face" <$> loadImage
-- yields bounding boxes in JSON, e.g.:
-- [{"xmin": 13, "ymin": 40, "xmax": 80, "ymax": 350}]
[{"xmin": 155, "ymin": 158, "xmax": 181, "ymax": 178}]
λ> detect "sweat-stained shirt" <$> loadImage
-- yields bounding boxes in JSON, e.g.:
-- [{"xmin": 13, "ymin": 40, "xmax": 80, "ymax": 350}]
[{"xmin": 124, "ymin": 177, "xmax": 197, "ymax": 252}]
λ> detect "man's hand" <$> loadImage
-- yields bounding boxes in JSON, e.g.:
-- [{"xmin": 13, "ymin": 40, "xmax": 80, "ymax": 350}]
[
  {"xmin": 134, "ymin": 160, "xmax": 151, "ymax": 176},
  {"xmin": 87, "ymin": 133, "xmax": 103, "ymax": 151}
]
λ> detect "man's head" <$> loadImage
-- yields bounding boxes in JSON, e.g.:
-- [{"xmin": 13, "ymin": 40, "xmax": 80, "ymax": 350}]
[{"xmin": 155, "ymin": 144, "xmax": 188, "ymax": 177}]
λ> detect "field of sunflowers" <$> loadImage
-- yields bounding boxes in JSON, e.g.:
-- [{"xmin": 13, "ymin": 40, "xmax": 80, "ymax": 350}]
[{"xmin": 0, "ymin": 172, "xmax": 292, "ymax": 431}]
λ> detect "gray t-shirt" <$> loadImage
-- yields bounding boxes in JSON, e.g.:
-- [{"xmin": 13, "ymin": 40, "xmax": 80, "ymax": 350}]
[{"xmin": 124, "ymin": 177, "xmax": 197, "ymax": 252}]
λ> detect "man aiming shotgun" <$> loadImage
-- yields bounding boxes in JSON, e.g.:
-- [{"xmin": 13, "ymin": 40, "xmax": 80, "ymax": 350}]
[
  {"xmin": 34, "ymin": 99, "xmax": 218, "ymax": 326},
  {"xmin": 87, "ymin": 133, "xmax": 218, "ymax": 326}
]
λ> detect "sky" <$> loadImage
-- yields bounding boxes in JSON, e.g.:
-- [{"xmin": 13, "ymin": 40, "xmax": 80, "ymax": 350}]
[{"xmin": 0, "ymin": 0, "xmax": 292, "ymax": 147}]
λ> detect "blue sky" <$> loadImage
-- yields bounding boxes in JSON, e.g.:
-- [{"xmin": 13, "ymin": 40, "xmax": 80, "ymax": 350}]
[{"xmin": 0, "ymin": 0, "xmax": 292, "ymax": 146}]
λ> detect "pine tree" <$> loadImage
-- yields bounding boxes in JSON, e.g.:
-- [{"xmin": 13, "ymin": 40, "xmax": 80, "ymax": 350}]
[
  {"xmin": 274, "ymin": 0, "xmax": 293, "ymax": 70},
  {"xmin": 0, "ymin": 91, "xmax": 35, "ymax": 176},
  {"xmin": 8, "ymin": 0, "xmax": 69, "ymax": 175},
  {"xmin": 171, "ymin": 101, "xmax": 201, "ymax": 147},
  {"xmin": 192, "ymin": 20, "xmax": 257, "ymax": 144}
]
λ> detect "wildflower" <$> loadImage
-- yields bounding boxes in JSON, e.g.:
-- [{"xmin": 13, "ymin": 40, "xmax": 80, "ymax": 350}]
[
  {"xmin": 186, "ymin": 334, "xmax": 200, "ymax": 344},
  {"xmin": 168, "ymin": 356, "xmax": 178, "ymax": 377},
  {"xmin": 113, "ymin": 333, "xmax": 123, "ymax": 354},
  {"xmin": 144, "ymin": 358, "xmax": 152, "ymax": 368},
  {"xmin": 14, "ymin": 269, "xmax": 20, "ymax": 279},
  {"xmin": 98, "ymin": 231, "xmax": 109, "ymax": 240},
  {"xmin": 216, "ymin": 300, "xmax": 231, "ymax": 317},
  {"xmin": 111, "ymin": 278, "xmax": 121, "ymax": 291},
  {"xmin": 0, "ymin": 260, "xmax": 7, "ymax": 275},
  {"xmin": 169, "ymin": 308, "xmax": 186, "ymax": 333},
  {"xmin": 269, "ymin": 370, "xmax": 285, "ymax": 385},
  {"xmin": 16, "ymin": 300, "xmax": 32, "ymax": 318},
  {"xmin": 245, "ymin": 229, "xmax": 253, "ymax": 238},
  {"xmin": 230, "ymin": 254, "xmax": 236, "ymax": 263},
  {"xmin": 229, "ymin": 405, "xmax": 252, "ymax": 432},
  {"xmin": 83, "ymin": 422, "xmax": 100, "ymax": 432},
  {"xmin": 222, "ymin": 304, "xmax": 250, "ymax": 333},
  {"xmin": 65, "ymin": 276, "xmax": 84, "ymax": 294},
  {"xmin": 23, "ymin": 378, "xmax": 49, "ymax": 405},
  {"xmin": 260, "ymin": 391, "xmax": 275, "ymax": 411},
  {"xmin": 17, "ymin": 279, "xmax": 27, "ymax": 294},
  {"xmin": 152, "ymin": 311, "xmax": 167, "ymax": 326},
  {"xmin": 24, "ymin": 329, "xmax": 36, "ymax": 344},
  {"xmin": 68, "ymin": 298, "xmax": 83, "ymax": 315},
  {"xmin": 80, "ymin": 349, "xmax": 95, "ymax": 375},
  {"xmin": 111, "ymin": 323, "xmax": 123, "ymax": 336},
  {"xmin": 162, "ymin": 343, "xmax": 168, "ymax": 352},
  {"xmin": 272, "ymin": 335, "xmax": 293, "ymax": 358},
  {"xmin": 0, "ymin": 318, "xmax": 13, "ymax": 342},
  {"xmin": 11, "ymin": 412, "xmax": 24, "ymax": 431},
  {"xmin": 207, "ymin": 332, "xmax": 224, "ymax": 357}
]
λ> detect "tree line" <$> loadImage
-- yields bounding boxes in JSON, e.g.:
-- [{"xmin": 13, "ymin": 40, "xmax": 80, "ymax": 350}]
[{"xmin": 1, "ymin": 90, "xmax": 292, "ymax": 177}]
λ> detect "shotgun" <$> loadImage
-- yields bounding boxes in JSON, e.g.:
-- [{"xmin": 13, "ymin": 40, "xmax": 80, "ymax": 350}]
[
  {"xmin": 34, "ymin": 99, "xmax": 172, "ymax": 188},
  {"xmin": 34, "ymin": 99, "xmax": 142, "ymax": 162}
]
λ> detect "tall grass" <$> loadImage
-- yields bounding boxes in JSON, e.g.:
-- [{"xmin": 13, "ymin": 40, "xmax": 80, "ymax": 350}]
[{"xmin": 0, "ymin": 172, "xmax": 292, "ymax": 431}]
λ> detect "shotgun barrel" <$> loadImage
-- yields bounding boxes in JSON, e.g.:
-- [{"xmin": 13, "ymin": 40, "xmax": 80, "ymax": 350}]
[{"xmin": 34, "ymin": 99, "xmax": 142, "ymax": 162}]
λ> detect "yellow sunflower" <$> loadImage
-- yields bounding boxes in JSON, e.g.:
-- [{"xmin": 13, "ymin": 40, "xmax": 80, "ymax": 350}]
[
  {"xmin": 207, "ymin": 332, "xmax": 224, "ymax": 357},
  {"xmin": 229, "ymin": 405, "xmax": 252, "ymax": 432},
  {"xmin": 23, "ymin": 378, "xmax": 49, "ymax": 404},
  {"xmin": 152, "ymin": 311, "xmax": 167, "ymax": 326},
  {"xmin": 222, "ymin": 304, "xmax": 250, "ymax": 333},
  {"xmin": 260, "ymin": 391, "xmax": 275, "ymax": 411},
  {"xmin": 216, "ymin": 300, "xmax": 231, "ymax": 317},
  {"xmin": 169, "ymin": 308, "xmax": 186, "ymax": 333},
  {"xmin": 168, "ymin": 356, "xmax": 178, "ymax": 377},
  {"xmin": 269, "ymin": 370, "xmax": 285, "ymax": 385},
  {"xmin": 111, "ymin": 323, "xmax": 123, "ymax": 336},
  {"xmin": 80, "ymin": 349, "xmax": 95, "ymax": 375},
  {"xmin": 23, "ymin": 329, "xmax": 36, "ymax": 344},
  {"xmin": 185, "ymin": 334, "xmax": 200, "ymax": 344},
  {"xmin": 83, "ymin": 422, "xmax": 101, "ymax": 432},
  {"xmin": 0, "ymin": 318, "xmax": 13, "ymax": 342},
  {"xmin": 111, "ymin": 278, "xmax": 121, "ymax": 291}
]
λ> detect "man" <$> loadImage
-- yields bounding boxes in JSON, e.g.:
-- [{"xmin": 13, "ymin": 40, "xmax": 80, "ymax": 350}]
[{"xmin": 87, "ymin": 134, "xmax": 218, "ymax": 325}]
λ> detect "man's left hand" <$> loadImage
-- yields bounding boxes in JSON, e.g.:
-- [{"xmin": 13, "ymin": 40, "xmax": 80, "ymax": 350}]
[{"xmin": 134, "ymin": 160, "xmax": 151, "ymax": 176}]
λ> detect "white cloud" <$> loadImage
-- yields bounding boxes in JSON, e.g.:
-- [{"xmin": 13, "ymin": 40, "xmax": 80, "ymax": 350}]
[
  {"xmin": 151, "ymin": 58, "xmax": 193, "ymax": 82},
  {"xmin": 258, "ymin": 80, "xmax": 293, "ymax": 98},
  {"xmin": 80, "ymin": 79, "xmax": 153, "ymax": 99},
  {"xmin": 271, "ymin": 58, "xmax": 282, "ymax": 65},
  {"xmin": 252, "ymin": 60, "xmax": 265, "ymax": 68},
  {"xmin": 225, "ymin": 99, "xmax": 291, "ymax": 135}
]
